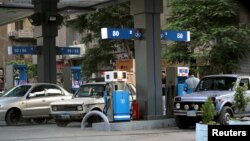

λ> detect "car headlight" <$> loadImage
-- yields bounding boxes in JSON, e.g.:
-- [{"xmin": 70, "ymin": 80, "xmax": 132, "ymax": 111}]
[
  {"xmin": 175, "ymin": 103, "xmax": 180, "ymax": 109},
  {"xmin": 52, "ymin": 106, "xmax": 57, "ymax": 111},
  {"xmin": 77, "ymin": 105, "xmax": 83, "ymax": 111},
  {"xmin": 193, "ymin": 104, "xmax": 199, "ymax": 110},
  {"xmin": 184, "ymin": 104, "xmax": 189, "ymax": 110}
]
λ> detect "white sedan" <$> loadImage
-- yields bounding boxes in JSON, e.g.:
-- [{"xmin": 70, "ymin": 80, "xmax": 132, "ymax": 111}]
[{"xmin": 0, "ymin": 83, "xmax": 73, "ymax": 126}]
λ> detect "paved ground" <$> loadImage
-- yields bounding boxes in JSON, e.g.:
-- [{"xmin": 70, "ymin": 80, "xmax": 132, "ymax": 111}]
[{"xmin": 0, "ymin": 122, "xmax": 195, "ymax": 141}]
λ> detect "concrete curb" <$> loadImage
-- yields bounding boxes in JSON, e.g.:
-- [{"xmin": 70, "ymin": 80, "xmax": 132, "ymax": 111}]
[{"xmin": 92, "ymin": 118, "xmax": 176, "ymax": 131}]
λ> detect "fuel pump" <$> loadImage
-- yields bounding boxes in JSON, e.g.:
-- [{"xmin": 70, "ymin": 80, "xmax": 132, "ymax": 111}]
[
  {"xmin": 63, "ymin": 66, "xmax": 82, "ymax": 93},
  {"xmin": 5, "ymin": 64, "xmax": 28, "ymax": 90},
  {"xmin": 165, "ymin": 66, "xmax": 189, "ymax": 117},
  {"xmin": 71, "ymin": 66, "xmax": 82, "ymax": 93},
  {"xmin": 176, "ymin": 67, "xmax": 189, "ymax": 96},
  {"xmin": 103, "ymin": 71, "xmax": 130, "ymax": 122}
]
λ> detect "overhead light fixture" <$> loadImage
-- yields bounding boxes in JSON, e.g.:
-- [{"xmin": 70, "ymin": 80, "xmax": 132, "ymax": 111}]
[
  {"xmin": 48, "ymin": 16, "xmax": 57, "ymax": 22},
  {"xmin": 46, "ymin": 13, "xmax": 63, "ymax": 24},
  {"xmin": 28, "ymin": 12, "xmax": 63, "ymax": 25},
  {"xmin": 28, "ymin": 12, "xmax": 42, "ymax": 26}
]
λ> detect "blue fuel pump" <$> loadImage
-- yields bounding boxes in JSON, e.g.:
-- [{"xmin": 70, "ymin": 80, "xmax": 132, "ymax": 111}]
[
  {"xmin": 71, "ymin": 66, "xmax": 82, "ymax": 93},
  {"xmin": 177, "ymin": 77, "xmax": 187, "ymax": 96},
  {"xmin": 104, "ymin": 71, "xmax": 130, "ymax": 122},
  {"xmin": 176, "ymin": 67, "xmax": 189, "ymax": 96},
  {"xmin": 112, "ymin": 89, "xmax": 130, "ymax": 121},
  {"xmin": 5, "ymin": 64, "xmax": 28, "ymax": 90},
  {"xmin": 62, "ymin": 66, "xmax": 82, "ymax": 93},
  {"xmin": 14, "ymin": 64, "xmax": 28, "ymax": 86}
]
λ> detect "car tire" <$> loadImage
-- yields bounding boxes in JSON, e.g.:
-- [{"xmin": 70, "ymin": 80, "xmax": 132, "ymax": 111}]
[
  {"xmin": 6, "ymin": 109, "xmax": 21, "ymax": 126},
  {"xmin": 33, "ymin": 118, "xmax": 46, "ymax": 124},
  {"xmin": 174, "ymin": 115, "xmax": 190, "ymax": 129},
  {"xmin": 217, "ymin": 106, "xmax": 233, "ymax": 125},
  {"xmin": 55, "ymin": 120, "xmax": 69, "ymax": 127},
  {"xmin": 86, "ymin": 114, "xmax": 102, "ymax": 127}
]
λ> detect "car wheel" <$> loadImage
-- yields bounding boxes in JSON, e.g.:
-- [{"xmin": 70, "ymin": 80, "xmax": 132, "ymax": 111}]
[
  {"xmin": 217, "ymin": 106, "xmax": 233, "ymax": 125},
  {"xmin": 174, "ymin": 115, "xmax": 190, "ymax": 129},
  {"xmin": 6, "ymin": 109, "xmax": 21, "ymax": 126},
  {"xmin": 55, "ymin": 120, "xmax": 69, "ymax": 127},
  {"xmin": 85, "ymin": 112, "xmax": 103, "ymax": 127},
  {"xmin": 33, "ymin": 118, "xmax": 46, "ymax": 124},
  {"xmin": 92, "ymin": 114, "xmax": 103, "ymax": 123}
]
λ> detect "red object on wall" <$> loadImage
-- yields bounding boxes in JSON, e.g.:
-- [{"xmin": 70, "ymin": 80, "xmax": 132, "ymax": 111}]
[{"xmin": 131, "ymin": 100, "xmax": 140, "ymax": 120}]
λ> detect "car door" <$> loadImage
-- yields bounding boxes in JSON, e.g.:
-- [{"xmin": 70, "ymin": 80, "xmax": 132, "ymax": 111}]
[
  {"xmin": 239, "ymin": 78, "xmax": 250, "ymax": 114},
  {"xmin": 22, "ymin": 85, "xmax": 48, "ymax": 118},
  {"xmin": 23, "ymin": 85, "xmax": 68, "ymax": 118}
]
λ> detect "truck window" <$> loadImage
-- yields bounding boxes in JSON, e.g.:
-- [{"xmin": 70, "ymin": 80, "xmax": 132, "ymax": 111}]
[{"xmin": 240, "ymin": 78, "xmax": 250, "ymax": 90}]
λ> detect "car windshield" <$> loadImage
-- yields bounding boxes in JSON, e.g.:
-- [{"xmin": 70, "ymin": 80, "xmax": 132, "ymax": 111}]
[
  {"xmin": 74, "ymin": 84, "xmax": 105, "ymax": 97},
  {"xmin": 2, "ymin": 85, "xmax": 31, "ymax": 97},
  {"xmin": 196, "ymin": 77, "xmax": 237, "ymax": 91}
]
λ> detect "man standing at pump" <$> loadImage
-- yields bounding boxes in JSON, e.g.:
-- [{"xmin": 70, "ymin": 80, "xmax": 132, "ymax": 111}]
[{"xmin": 185, "ymin": 71, "xmax": 200, "ymax": 92}]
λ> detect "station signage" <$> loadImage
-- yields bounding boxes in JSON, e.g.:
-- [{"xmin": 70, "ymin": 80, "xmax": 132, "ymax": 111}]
[
  {"xmin": 102, "ymin": 27, "xmax": 190, "ymax": 42},
  {"xmin": 101, "ymin": 28, "xmax": 142, "ymax": 40},
  {"xmin": 8, "ymin": 46, "xmax": 81, "ymax": 55},
  {"xmin": 8, "ymin": 46, "xmax": 37, "ymax": 55},
  {"xmin": 161, "ymin": 30, "xmax": 190, "ymax": 42},
  {"xmin": 57, "ymin": 47, "xmax": 80, "ymax": 55}
]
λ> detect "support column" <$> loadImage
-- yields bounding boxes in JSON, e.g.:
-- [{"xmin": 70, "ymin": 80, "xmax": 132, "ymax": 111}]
[
  {"xmin": 32, "ymin": 0, "xmax": 60, "ymax": 83},
  {"xmin": 131, "ymin": 0, "xmax": 163, "ymax": 119}
]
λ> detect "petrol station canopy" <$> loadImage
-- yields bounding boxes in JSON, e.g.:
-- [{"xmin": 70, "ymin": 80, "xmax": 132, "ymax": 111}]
[{"xmin": 0, "ymin": 0, "xmax": 128, "ymax": 26}]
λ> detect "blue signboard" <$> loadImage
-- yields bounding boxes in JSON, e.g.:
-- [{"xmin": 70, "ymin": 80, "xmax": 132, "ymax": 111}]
[
  {"xmin": 101, "ymin": 28, "xmax": 189, "ymax": 41},
  {"xmin": 161, "ymin": 30, "xmax": 190, "ymax": 42},
  {"xmin": 101, "ymin": 28, "xmax": 142, "ymax": 40},
  {"xmin": 8, "ymin": 46, "xmax": 81, "ymax": 55},
  {"xmin": 8, "ymin": 46, "xmax": 37, "ymax": 54},
  {"xmin": 57, "ymin": 47, "xmax": 80, "ymax": 55}
]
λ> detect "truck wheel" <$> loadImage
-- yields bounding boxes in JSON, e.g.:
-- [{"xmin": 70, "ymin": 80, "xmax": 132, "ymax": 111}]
[
  {"xmin": 217, "ymin": 106, "xmax": 233, "ymax": 125},
  {"xmin": 175, "ymin": 116, "xmax": 190, "ymax": 129},
  {"xmin": 55, "ymin": 120, "xmax": 69, "ymax": 127},
  {"xmin": 6, "ymin": 109, "xmax": 21, "ymax": 126}
]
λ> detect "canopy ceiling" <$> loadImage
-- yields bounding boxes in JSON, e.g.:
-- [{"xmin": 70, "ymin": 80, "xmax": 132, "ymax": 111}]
[{"xmin": 0, "ymin": 0, "xmax": 128, "ymax": 26}]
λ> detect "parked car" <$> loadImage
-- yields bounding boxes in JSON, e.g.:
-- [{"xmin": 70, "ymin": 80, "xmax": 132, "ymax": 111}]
[
  {"xmin": 0, "ymin": 91, "xmax": 4, "ymax": 96},
  {"xmin": 173, "ymin": 74, "xmax": 250, "ymax": 128},
  {"xmin": 50, "ymin": 82, "xmax": 136, "ymax": 127},
  {"xmin": 0, "ymin": 83, "xmax": 73, "ymax": 125}
]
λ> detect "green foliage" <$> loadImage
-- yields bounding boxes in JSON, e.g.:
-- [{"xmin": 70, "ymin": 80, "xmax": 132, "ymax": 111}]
[
  {"xmin": 162, "ymin": 42, "xmax": 190, "ymax": 64},
  {"xmin": 81, "ymin": 42, "xmax": 115, "ymax": 79},
  {"xmin": 73, "ymin": 2, "xmax": 133, "ymax": 39},
  {"xmin": 232, "ymin": 83, "xmax": 250, "ymax": 114},
  {"xmin": 72, "ymin": 2, "xmax": 133, "ymax": 79},
  {"xmin": 163, "ymin": 0, "xmax": 250, "ymax": 75},
  {"xmin": 201, "ymin": 97, "xmax": 216, "ymax": 124}
]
